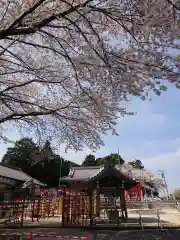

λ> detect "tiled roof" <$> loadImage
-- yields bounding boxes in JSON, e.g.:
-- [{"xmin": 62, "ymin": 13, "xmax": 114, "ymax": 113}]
[
  {"xmin": 60, "ymin": 164, "xmax": 164, "ymax": 192},
  {"xmin": 0, "ymin": 165, "xmax": 45, "ymax": 186},
  {"xmin": 60, "ymin": 165, "xmax": 135, "ymax": 183},
  {"xmin": 62, "ymin": 166, "xmax": 102, "ymax": 181}
]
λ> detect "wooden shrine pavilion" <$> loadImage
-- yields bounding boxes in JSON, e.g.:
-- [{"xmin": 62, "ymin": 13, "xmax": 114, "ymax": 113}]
[{"xmin": 60, "ymin": 164, "xmax": 139, "ymax": 222}]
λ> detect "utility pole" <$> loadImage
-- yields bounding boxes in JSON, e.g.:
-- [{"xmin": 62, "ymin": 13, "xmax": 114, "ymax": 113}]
[{"xmin": 117, "ymin": 146, "xmax": 120, "ymax": 165}]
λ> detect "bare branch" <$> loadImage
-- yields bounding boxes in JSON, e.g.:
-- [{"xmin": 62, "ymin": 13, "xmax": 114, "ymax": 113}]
[{"xmin": 0, "ymin": 0, "xmax": 92, "ymax": 39}]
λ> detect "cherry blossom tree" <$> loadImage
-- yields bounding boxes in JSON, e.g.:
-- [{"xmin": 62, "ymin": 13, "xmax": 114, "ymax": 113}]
[{"xmin": 0, "ymin": 0, "xmax": 180, "ymax": 150}]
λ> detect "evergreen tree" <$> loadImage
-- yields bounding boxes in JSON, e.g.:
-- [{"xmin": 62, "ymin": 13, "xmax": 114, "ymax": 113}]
[{"xmin": 2, "ymin": 137, "xmax": 79, "ymax": 187}]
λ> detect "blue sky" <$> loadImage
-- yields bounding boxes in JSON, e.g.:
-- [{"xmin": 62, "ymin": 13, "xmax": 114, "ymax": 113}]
[{"xmin": 0, "ymin": 83, "xmax": 180, "ymax": 193}]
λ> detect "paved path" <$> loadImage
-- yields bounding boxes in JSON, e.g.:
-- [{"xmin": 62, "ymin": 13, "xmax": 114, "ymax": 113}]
[{"xmin": 1, "ymin": 229, "xmax": 180, "ymax": 240}]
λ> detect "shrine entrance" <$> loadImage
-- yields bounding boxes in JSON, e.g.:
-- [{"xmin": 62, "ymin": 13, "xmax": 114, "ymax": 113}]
[
  {"xmin": 60, "ymin": 164, "xmax": 138, "ymax": 226},
  {"xmin": 98, "ymin": 177, "xmax": 126, "ymax": 223}
]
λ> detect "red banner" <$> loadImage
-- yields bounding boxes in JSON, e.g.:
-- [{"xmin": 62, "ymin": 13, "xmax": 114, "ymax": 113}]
[{"xmin": 125, "ymin": 183, "xmax": 143, "ymax": 201}]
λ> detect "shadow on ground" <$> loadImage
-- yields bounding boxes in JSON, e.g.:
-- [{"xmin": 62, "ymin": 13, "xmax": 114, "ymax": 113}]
[
  {"xmin": 126, "ymin": 216, "xmax": 168, "ymax": 224},
  {"xmin": 1, "ymin": 229, "xmax": 180, "ymax": 240},
  {"xmin": 95, "ymin": 230, "xmax": 180, "ymax": 240}
]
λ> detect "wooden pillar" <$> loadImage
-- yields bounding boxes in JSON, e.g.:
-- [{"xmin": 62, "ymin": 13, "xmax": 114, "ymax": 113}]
[
  {"xmin": 96, "ymin": 181, "xmax": 100, "ymax": 217},
  {"xmin": 31, "ymin": 198, "xmax": 35, "ymax": 222},
  {"xmin": 20, "ymin": 191, "xmax": 26, "ymax": 228},
  {"xmin": 88, "ymin": 188, "xmax": 93, "ymax": 225},
  {"xmin": 120, "ymin": 181, "xmax": 128, "ymax": 218},
  {"xmin": 120, "ymin": 189, "xmax": 124, "ymax": 218},
  {"xmin": 71, "ymin": 193, "xmax": 76, "ymax": 224},
  {"xmin": 47, "ymin": 198, "xmax": 51, "ymax": 218},
  {"xmin": 62, "ymin": 188, "xmax": 70, "ymax": 226}
]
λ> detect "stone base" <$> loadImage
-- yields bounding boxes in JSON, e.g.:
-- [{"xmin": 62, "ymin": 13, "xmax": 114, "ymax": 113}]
[{"xmin": 106, "ymin": 210, "xmax": 119, "ymax": 222}]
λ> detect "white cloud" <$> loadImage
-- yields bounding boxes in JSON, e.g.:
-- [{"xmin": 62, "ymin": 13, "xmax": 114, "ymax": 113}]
[
  {"xmin": 121, "ymin": 100, "xmax": 166, "ymax": 127},
  {"xmin": 53, "ymin": 98, "xmax": 177, "ymax": 167},
  {"xmin": 143, "ymin": 148, "xmax": 180, "ymax": 168},
  {"xmin": 141, "ymin": 149, "xmax": 180, "ymax": 192}
]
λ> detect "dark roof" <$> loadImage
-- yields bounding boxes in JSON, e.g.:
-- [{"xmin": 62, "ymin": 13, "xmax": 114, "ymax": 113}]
[
  {"xmin": 60, "ymin": 165, "xmax": 136, "ymax": 183},
  {"xmin": 0, "ymin": 165, "xmax": 45, "ymax": 186}
]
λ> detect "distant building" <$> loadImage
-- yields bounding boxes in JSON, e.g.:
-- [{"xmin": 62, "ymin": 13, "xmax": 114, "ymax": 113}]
[{"xmin": 0, "ymin": 164, "xmax": 45, "ymax": 200}]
